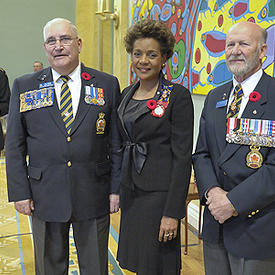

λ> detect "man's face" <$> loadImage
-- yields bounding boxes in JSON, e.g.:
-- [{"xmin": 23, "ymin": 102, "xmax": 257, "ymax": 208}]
[
  {"xmin": 225, "ymin": 23, "xmax": 267, "ymax": 82},
  {"xmin": 44, "ymin": 21, "xmax": 82, "ymax": 75},
  {"xmin": 33, "ymin": 62, "xmax": 43, "ymax": 72}
]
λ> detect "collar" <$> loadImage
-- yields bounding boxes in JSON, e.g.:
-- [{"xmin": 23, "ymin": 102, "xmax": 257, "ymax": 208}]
[
  {"xmin": 232, "ymin": 69, "xmax": 263, "ymax": 98},
  {"xmin": 52, "ymin": 62, "xmax": 81, "ymax": 83}
]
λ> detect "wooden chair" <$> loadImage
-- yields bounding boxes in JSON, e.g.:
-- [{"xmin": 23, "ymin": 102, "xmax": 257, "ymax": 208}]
[{"xmin": 184, "ymin": 178, "xmax": 202, "ymax": 255}]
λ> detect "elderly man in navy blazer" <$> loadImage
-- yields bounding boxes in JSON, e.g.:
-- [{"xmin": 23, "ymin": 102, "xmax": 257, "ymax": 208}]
[
  {"xmin": 193, "ymin": 21, "xmax": 275, "ymax": 274},
  {"xmin": 6, "ymin": 18, "xmax": 121, "ymax": 275}
]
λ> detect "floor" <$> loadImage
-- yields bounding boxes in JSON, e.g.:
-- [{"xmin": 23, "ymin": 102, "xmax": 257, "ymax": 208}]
[{"xmin": 0, "ymin": 154, "xmax": 204, "ymax": 274}]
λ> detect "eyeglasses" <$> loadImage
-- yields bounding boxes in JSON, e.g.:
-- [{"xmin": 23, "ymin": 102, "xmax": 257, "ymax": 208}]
[{"xmin": 45, "ymin": 36, "xmax": 78, "ymax": 47}]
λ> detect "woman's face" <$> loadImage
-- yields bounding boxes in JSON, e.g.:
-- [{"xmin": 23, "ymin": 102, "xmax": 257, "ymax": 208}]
[{"xmin": 131, "ymin": 38, "xmax": 166, "ymax": 82}]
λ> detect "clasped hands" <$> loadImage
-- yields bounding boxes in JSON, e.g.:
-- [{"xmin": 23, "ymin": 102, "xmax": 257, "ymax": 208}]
[{"xmin": 206, "ymin": 187, "xmax": 237, "ymax": 224}]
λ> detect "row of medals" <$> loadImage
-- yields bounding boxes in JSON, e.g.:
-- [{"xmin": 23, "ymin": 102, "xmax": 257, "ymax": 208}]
[
  {"xmin": 85, "ymin": 95, "xmax": 105, "ymax": 106},
  {"xmin": 226, "ymin": 131, "xmax": 275, "ymax": 148}
]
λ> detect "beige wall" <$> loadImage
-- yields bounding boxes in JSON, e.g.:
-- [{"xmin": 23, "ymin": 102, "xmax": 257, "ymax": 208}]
[{"xmin": 76, "ymin": 0, "xmax": 129, "ymax": 89}]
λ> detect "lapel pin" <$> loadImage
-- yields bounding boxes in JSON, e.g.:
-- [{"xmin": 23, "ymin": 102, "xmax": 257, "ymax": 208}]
[
  {"xmin": 253, "ymin": 109, "xmax": 257, "ymax": 115},
  {"xmin": 222, "ymin": 93, "xmax": 226, "ymax": 100}
]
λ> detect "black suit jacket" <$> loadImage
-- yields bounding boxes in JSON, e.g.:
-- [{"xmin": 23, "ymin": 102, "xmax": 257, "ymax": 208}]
[
  {"xmin": 118, "ymin": 77, "xmax": 194, "ymax": 219},
  {"xmin": 0, "ymin": 69, "xmax": 10, "ymax": 150},
  {"xmin": 6, "ymin": 64, "xmax": 121, "ymax": 222},
  {"xmin": 193, "ymin": 72, "xmax": 275, "ymax": 259}
]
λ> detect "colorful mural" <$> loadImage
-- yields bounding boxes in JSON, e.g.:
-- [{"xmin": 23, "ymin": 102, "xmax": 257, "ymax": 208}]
[{"xmin": 130, "ymin": 0, "xmax": 275, "ymax": 95}]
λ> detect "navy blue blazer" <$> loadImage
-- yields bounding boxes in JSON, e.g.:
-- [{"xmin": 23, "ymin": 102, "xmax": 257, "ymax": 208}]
[
  {"xmin": 6, "ymin": 64, "xmax": 121, "ymax": 222},
  {"xmin": 193, "ymin": 72, "xmax": 275, "ymax": 259},
  {"xmin": 118, "ymin": 76, "xmax": 194, "ymax": 219},
  {"xmin": 0, "ymin": 69, "xmax": 10, "ymax": 150}
]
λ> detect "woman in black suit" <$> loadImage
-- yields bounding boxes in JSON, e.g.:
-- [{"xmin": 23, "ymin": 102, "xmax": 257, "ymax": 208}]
[{"xmin": 117, "ymin": 19, "xmax": 194, "ymax": 275}]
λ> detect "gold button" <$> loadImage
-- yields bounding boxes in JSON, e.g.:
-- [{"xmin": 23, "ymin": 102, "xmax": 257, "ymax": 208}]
[
  {"xmin": 248, "ymin": 214, "xmax": 252, "ymax": 218},
  {"xmin": 67, "ymin": 136, "xmax": 71, "ymax": 142},
  {"xmin": 67, "ymin": 161, "xmax": 72, "ymax": 167},
  {"xmin": 256, "ymin": 210, "xmax": 259, "ymax": 213},
  {"xmin": 251, "ymin": 211, "xmax": 256, "ymax": 215},
  {"xmin": 223, "ymin": 171, "xmax": 227, "ymax": 176}
]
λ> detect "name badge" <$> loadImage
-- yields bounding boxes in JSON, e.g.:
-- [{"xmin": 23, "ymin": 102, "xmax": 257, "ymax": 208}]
[
  {"xmin": 216, "ymin": 99, "xmax": 227, "ymax": 108},
  {"xmin": 39, "ymin": 82, "xmax": 54, "ymax": 89}
]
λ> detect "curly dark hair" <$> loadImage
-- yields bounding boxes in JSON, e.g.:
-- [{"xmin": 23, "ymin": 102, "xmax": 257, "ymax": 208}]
[{"xmin": 124, "ymin": 19, "xmax": 175, "ymax": 59}]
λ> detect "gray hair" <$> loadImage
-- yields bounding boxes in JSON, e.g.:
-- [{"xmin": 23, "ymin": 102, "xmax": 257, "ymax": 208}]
[{"xmin": 43, "ymin": 18, "xmax": 78, "ymax": 42}]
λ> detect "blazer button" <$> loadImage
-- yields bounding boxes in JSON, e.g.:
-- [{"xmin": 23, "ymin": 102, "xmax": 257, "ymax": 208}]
[
  {"xmin": 251, "ymin": 211, "xmax": 256, "ymax": 215},
  {"xmin": 67, "ymin": 161, "xmax": 72, "ymax": 167},
  {"xmin": 248, "ymin": 214, "xmax": 252, "ymax": 218},
  {"xmin": 67, "ymin": 136, "xmax": 71, "ymax": 142},
  {"xmin": 256, "ymin": 210, "xmax": 260, "ymax": 213}
]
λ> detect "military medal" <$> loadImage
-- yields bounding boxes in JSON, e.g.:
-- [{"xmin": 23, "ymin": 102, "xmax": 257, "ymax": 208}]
[
  {"xmin": 246, "ymin": 146, "xmax": 263, "ymax": 169},
  {"xmin": 147, "ymin": 84, "xmax": 173, "ymax": 118},
  {"xmin": 85, "ymin": 86, "xmax": 105, "ymax": 106},
  {"xmin": 152, "ymin": 104, "xmax": 165, "ymax": 117},
  {"xmin": 96, "ymin": 112, "xmax": 106, "ymax": 134},
  {"xmin": 97, "ymin": 97, "xmax": 105, "ymax": 106},
  {"xmin": 85, "ymin": 95, "xmax": 92, "ymax": 104},
  {"xmin": 91, "ymin": 98, "xmax": 98, "ymax": 104}
]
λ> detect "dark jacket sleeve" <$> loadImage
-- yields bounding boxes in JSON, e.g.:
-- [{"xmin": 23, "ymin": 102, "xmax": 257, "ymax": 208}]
[
  {"xmin": 0, "ymin": 69, "xmax": 11, "ymax": 116},
  {"xmin": 163, "ymin": 85, "xmax": 194, "ymax": 219},
  {"xmin": 109, "ymin": 76, "xmax": 122, "ymax": 194}
]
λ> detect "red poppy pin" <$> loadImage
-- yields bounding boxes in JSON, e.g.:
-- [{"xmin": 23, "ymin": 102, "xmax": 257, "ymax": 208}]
[
  {"xmin": 81, "ymin": 72, "xmax": 91, "ymax": 80},
  {"xmin": 146, "ymin": 99, "xmax": 157, "ymax": 110},
  {"xmin": 249, "ymin": 91, "xmax": 261, "ymax": 102}
]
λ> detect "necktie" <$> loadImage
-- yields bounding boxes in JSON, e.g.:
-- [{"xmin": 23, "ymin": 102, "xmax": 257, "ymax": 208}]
[
  {"xmin": 227, "ymin": 84, "xmax": 243, "ymax": 118},
  {"xmin": 60, "ymin": 75, "xmax": 73, "ymax": 134}
]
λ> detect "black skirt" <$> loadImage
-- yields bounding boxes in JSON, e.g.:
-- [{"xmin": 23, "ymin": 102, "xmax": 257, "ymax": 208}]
[{"xmin": 117, "ymin": 186, "xmax": 181, "ymax": 275}]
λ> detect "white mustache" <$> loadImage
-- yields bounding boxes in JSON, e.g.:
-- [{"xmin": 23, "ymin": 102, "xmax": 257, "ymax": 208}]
[{"xmin": 228, "ymin": 55, "xmax": 246, "ymax": 62}]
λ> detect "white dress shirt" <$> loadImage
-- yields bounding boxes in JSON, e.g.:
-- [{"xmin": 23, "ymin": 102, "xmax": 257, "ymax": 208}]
[
  {"xmin": 227, "ymin": 69, "xmax": 263, "ymax": 118},
  {"xmin": 52, "ymin": 63, "xmax": 82, "ymax": 118}
]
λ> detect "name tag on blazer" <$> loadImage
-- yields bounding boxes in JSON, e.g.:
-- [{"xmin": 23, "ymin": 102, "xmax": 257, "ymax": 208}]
[
  {"xmin": 20, "ymin": 87, "xmax": 54, "ymax": 112},
  {"xmin": 216, "ymin": 99, "xmax": 228, "ymax": 108}
]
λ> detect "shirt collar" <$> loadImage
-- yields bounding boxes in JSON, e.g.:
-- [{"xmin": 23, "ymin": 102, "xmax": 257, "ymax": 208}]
[
  {"xmin": 232, "ymin": 69, "xmax": 263, "ymax": 98},
  {"xmin": 52, "ymin": 62, "xmax": 81, "ymax": 83}
]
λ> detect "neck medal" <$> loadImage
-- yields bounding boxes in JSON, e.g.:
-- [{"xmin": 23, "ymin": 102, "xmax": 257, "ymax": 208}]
[{"xmin": 151, "ymin": 84, "xmax": 173, "ymax": 118}]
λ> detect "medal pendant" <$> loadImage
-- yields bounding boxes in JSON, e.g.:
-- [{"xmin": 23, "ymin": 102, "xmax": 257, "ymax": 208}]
[
  {"xmin": 97, "ymin": 98, "xmax": 105, "ymax": 106},
  {"xmin": 85, "ymin": 95, "xmax": 92, "ymax": 104},
  {"xmin": 92, "ymin": 98, "xmax": 98, "ymax": 105},
  {"xmin": 152, "ymin": 105, "xmax": 165, "ymax": 117},
  {"xmin": 246, "ymin": 146, "xmax": 263, "ymax": 169}
]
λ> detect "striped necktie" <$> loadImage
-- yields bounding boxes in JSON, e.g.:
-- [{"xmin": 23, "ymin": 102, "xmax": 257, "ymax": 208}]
[
  {"xmin": 227, "ymin": 84, "xmax": 243, "ymax": 118},
  {"xmin": 60, "ymin": 75, "xmax": 73, "ymax": 134}
]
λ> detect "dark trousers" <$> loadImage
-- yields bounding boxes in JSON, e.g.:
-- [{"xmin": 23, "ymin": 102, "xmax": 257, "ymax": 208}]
[
  {"xmin": 203, "ymin": 240, "xmax": 275, "ymax": 275},
  {"xmin": 32, "ymin": 215, "xmax": 110, "ymax": 275}
]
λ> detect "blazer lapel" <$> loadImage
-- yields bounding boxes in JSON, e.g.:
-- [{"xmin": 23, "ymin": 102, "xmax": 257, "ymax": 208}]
[
  {"xmin": 37, "ymin": 68, "xmax": 67, "ymax": 136},
  {"xmin": 219, "ymin": 73, "xmax": 269, "ymax": 165},
  {"xmin": 117, "ymin": 81, "xmax": 139, "ymax": 141},
  {"xmin": 70, "ymin": 65, "xmax": 96, "ymax": 135},
  {"xmin": 215, "ymin": 82, "xmax": 233, "ymax": 154}
]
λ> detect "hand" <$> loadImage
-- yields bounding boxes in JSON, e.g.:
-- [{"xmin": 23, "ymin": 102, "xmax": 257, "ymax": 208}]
[
  {"xmin": 109, "ymin": 194, "xmax": 119, "ymax": 213},
  {"xmin": 14, "ymin": 199, "xmax": 34, "ymax": 216},
  {"xmin": 158, "ymin": 216, "xmax": 178, "ymax": 242},
  {"xmin": 206, "ymin": 187, "xmax": 237, "ymax": 223}
]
